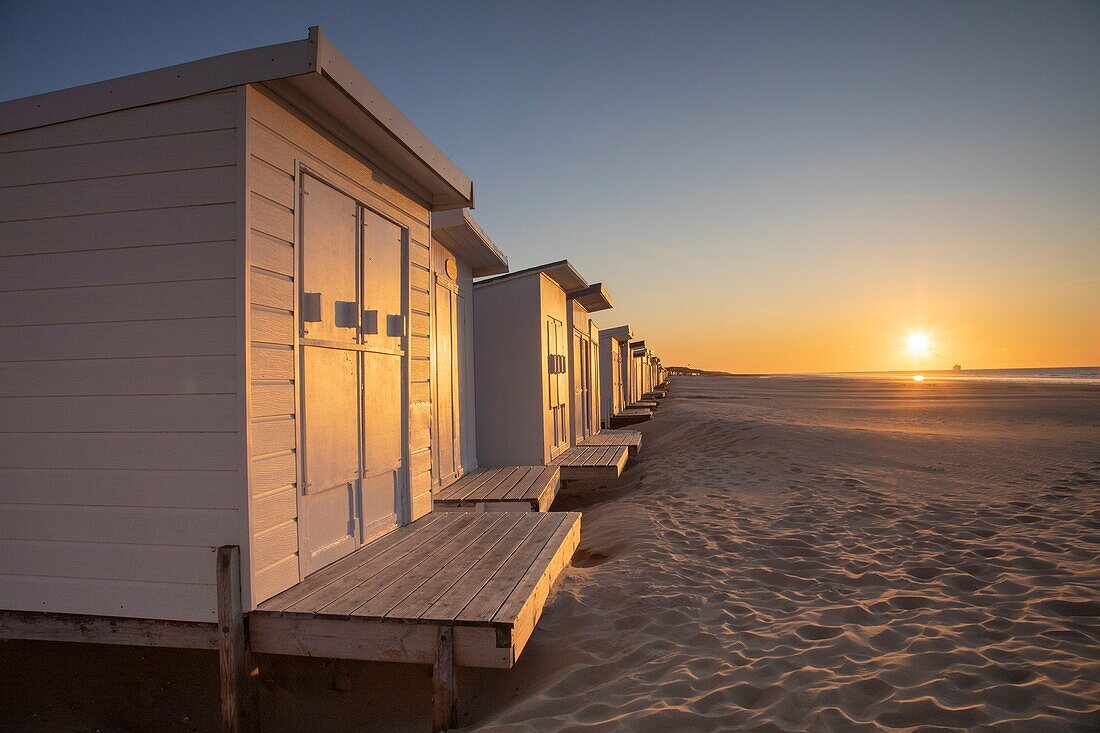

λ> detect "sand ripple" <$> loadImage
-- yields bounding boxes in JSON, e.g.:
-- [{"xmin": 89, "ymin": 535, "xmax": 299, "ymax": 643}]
[{"xmin": 466, "ymin": 377, "xmax": 1100, "ymax": 732}]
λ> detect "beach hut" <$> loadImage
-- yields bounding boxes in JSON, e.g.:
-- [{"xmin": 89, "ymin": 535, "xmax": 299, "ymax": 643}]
[
  {"xmin": 428, "ymin": 213, "xmax": 562, "ymax": 513},
  {"xmin": 0, "ymin": 28, "xmax": 580, "ymax": 732},
  {"xmin": 599, "ymin": 325, "xmax": 632, "ymax": 428},
  {"xmin": 567, "ymin": 283, "xmax": 613, "ymax": 443},
  {"xmin": 473, "ymin": 262, "xmax": 630, "ymax": 482}
]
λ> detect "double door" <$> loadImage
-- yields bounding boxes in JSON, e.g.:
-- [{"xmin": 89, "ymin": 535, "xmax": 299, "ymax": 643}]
[
  {"xmin": 546, "ymin": 316, "xmax": 568, "ymax": 459},
  {"xmin": 572, "ymin": 331, "xmax": 592, "ymax": 441},
  {"xmin": 298, "ymin": 174, "xmax": 406, "ymax": 576}
]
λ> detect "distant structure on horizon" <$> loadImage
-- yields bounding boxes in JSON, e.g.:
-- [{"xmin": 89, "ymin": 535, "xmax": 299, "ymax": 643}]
[{"xmin": 953, "ymin": 364, "xmax": 962, "ymax": 371}]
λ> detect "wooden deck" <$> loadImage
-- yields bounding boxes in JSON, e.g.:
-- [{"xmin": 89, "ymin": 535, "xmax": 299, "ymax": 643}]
[
  {"xmin": 579, "ymin": 429, "xmax": 642, "ymax": 456},
  {"xmin": 252, "ymin": 511, "xmax": 581, "ymax": 670},
  {"xmin": 433, "ymin": 466, "xmax": 561, "ymax": 512},
  {"xmin": 550, "ymin": 443, "xmax": 629, "ymax": 481},
  {"xmin": 610, "ymin": 408, "xmax": 652, "ymax": 427}
]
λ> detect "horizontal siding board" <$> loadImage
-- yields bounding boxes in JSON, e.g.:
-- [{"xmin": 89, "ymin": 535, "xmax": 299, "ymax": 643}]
[
  {"xmin": 251, "ymin": 383, "xmax": 294, "ymax": 419},
  {"xmin": 410, "ymin": 358, "xmax": 430, "ymax": 383},
  {"xmin": 251, "ymin": 308, "xmax": 294, "ymax": 345},
  {"xmin": 0, "ymin": 505, "xmax": 238, "ymax": 546},
  {"xmin": 410, "ymin": 335, "xmax": 430, "ymax": 359},
  {"xmin": 250, "ymin": 156, "xmax": 295, "ymax": 209},
  {"xmin": 0, "ymin": 394, "xmax": 236, "ymax": 432},
  {"xmin": 0, "ymin": 279, "xmax": 236, "ymax": 326},
  {"xmin": 250, "ymin": 230, "xmax": 294, "ymax": 276},
  {"xmin": 0, "ymin": 166, "xmax": 236, "ymax": 222},
  {"xmin": 0, "ymin": 128, "xmax": 237, "ymax": 187},
  {"xmin": 250, "ymin": 347, "xmax": 293, "ymax": 380},
  {"xmin": 409, "ymin": 402, "xmax": 431, "ymax": 452},
  {"xmin": 409, "ymin": 241, "xmax": 429, "ymax": 268},
  {"xmin": 0, "ymin": 91, "xmax": 236, "ymax": 154},
  {"xmin": 251, "ymin": 452, "xmax": 296, "ymax": 496},
  {"xmin": 252, "ymin": 521, "xmax": 297, "ymax": 572},
  {"xmin": 0, "ymin": 241, "xmax": 236, "ymax": 292},
  {"xmin": 251, "ymin": 418, "xmax": 296, "ymax": 457},
  {"xmin": 0, "ymin": 575, "xmax": 217, "ymax": 622},
  {"xmin": 251, "ymin": 194, "xmax": 294, "ymax": 241},
  {"xmin": 0, "ymin": 468, "xmax": 238, "ymax": 509},
  {"xmin": 251, "ymin": 555, "xmax": 299, "ymax": 605},
  {"xmin": 410, "ymin": 288, "xmax": 430, "ymax": 314},
  {"xmin": 0, "ymin": 434, "xmax": 237, "ymax": 471},
  {"xmin": 0, "ymin": 356, "xmax": 236, "ymax": 397},
  {"xmin": 0, "ymin": 204, "xmax": 237, "ymax": 257},
  {"xmin": 0, "ymin": 540, "xmax": 218, "ymax": 585},
  {"xmin": 409, "ymin": 381, "xmax": 430, "ymax": 404},
  {"xmin": 410, "ymin": 312, "xmax": 429, "ymax": 336},
  {"xmin": 252, "ymin": 487, "xmax": 296, "ymax": 535},
  {"xmin": 409, "ymin": 265, "xmax": 429, "ymax": 292},
  {"xmin": 0, "ymin": 318, "xmax": 236, "ymax": 361},
  {"xmin": 250, "ymin": 269, "xmax": 293, "ymax": 310}
]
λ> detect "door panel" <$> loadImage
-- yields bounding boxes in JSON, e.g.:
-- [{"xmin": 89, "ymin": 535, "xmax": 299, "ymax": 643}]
[
  {"xmin": 434, "ymin": 282, "xmax": 457, "ymax": 483},
  {"xmin": 573, "ymin": 332, "xmax": 585, "ymax": 440},
  {"xmin": 361, "ymin": 209, "xmax": 404, "ymax": 351},
  {"xmin": 300, "ymin": 177, "xmax": 357, "ymax": 343},
  {"xmin": 362, "ymin": 351, "xmax": 403, "ymax": 478},
  {"xmin": 300, "ymin": 345, "xmax": 360, "ymax": 574}
]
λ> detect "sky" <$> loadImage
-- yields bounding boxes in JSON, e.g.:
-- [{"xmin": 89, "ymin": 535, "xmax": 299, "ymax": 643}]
[{"xmin": 2, "ymin": 1, "xmax": 1097, "ymax": 373}]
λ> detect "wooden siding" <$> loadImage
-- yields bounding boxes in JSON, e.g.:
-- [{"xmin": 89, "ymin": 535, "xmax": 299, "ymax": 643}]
[
  {"xmin": 0, "ymin": 91, "xmax": 240, "ymax": 623},
  {"xmin": 245, "ymin": 84, "xmax": 434, "ymax": 606}
]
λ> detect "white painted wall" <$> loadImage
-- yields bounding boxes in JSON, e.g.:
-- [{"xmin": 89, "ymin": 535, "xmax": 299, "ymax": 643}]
[
  {"xmin": 473, "ymin": 275, "xmax": 546, "ymax": 466},
  {"xmin": 0, "ymin": 91, "xmax": 243, "ymax": 622}
]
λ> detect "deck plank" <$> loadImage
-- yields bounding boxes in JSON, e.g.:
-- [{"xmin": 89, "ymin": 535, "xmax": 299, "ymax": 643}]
[
  {"xmin": 467, "ymin": 466, "xmax": 525, "ymax": 502},
  {"xmin": 349, "ymin": 513, "xmax": 523, "ymax": 618},
  {"xmin": 457, "ymin": 514, "xmax": 566, "ymax": 623},
  {"xmin": 258, "ymin": 513, "xmax": 455, "ymax": 612},
  {"xmin": 322, "ymin": 514, "xmax": 514, "ymax": 617},
  {"xmin": 276, "ymin": 514, "xmax": 468, "ymax": 614},
  {"xmin": 384, "ymin": 514, "xmax": 536, "ymax": 621},
  {"xmin": 418, "ymin": 515, "xmax": 546, "ymax": 623},
  {"xmin": 493, "ymin": 513, "xmax": 580, "ymax": 625}
]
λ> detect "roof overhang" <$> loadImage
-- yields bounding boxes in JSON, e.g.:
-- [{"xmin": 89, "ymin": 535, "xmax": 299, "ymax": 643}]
[
  {"xmin": 475, "ymin": 259, "xmax": 588, "ymax": 293},
  {"xmin": 0, "ymin": 26, "xmax": 474, "ymax": 211},
  {"xmin": 600, "ymin": 325, "xmax": 633, "ymax": 342},
  {"xmin": 431, "ymin": 209, "xmax": 508, "ymax": 276},
  {"xmin": 568, "ymin": 283, "xmax": 613, "ymax": 313}
]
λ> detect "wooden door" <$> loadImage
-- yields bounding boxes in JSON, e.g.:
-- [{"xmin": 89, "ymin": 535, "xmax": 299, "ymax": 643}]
[
  {"xmin": 299, "ymin": 176, "xmax": 405, "ymax": 576},
  {"xmin": 547, "ymin": 317, "xmax": 567, "ymax": 458},
  {"xmin": 360, "ymin": 208, "xmax": 404, "ymax": 543},
  {"xmin": 299, "ymin": 176, "xmax": 361, "ymax": 574},
  {"xmin": 572, "ymin": 331, "xmax": 586, "ymax": 441},
  {"xmin": 434, "ymin": 273, "xmax": 461, "ymax": 485}
]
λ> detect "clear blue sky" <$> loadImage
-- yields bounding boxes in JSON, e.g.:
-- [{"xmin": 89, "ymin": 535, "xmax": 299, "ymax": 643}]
[{"xmin": 3, "ymin": 1, "xmax": 1097, "ymax": 371}]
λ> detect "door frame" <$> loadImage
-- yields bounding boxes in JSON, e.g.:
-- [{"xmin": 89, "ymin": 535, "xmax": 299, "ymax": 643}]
[{"xmin": 292, "ymin": 164, "xmax": 411, "ymax": 580}]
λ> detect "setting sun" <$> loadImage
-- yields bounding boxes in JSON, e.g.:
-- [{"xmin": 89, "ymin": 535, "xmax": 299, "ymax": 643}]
[{"xmin": 906, "ymin": 331, "xmax": 931, "ymax": 358}]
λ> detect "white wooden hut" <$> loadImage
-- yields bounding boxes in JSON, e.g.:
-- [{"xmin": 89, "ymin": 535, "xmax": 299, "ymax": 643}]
[
  {"xmin": 0, "ymin": 28, "xmax": 579, "ymax": 731},
  {"xmin": 599, "ymin": 325, "xmax": 630, "ymax": 427},
  {"xmin": 566, "ymin": 284, "xmax": 612, "ymax": 443},
  {"xmin": 473, "ymin": 262, "xmax": 629, "ymax": 481}
]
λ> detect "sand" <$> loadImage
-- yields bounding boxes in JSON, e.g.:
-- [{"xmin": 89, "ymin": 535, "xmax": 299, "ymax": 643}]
[{"xmin": 2, "ymin": 375, "xmax": 1098, "ymax": 731}]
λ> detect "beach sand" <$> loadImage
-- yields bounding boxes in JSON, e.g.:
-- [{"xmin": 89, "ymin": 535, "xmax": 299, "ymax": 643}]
[{"xmin": 2, "ymin": 375, "xmax": 1098, "ymax": 731}]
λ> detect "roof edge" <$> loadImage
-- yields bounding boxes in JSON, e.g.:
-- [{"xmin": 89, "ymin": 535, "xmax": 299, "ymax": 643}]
[{"xmin": 0, "ymin": 37, "xmax": 314, "ymax": 136}]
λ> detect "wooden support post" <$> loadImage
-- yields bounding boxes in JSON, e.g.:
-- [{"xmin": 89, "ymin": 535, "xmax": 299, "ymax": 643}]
[
  {"xmin": 432, "ymin": 625, "xmax": 457, "ymax": 732},
  {"xmin": 217, "ymin": 546, "xmax": 259, "ymax": 733}
]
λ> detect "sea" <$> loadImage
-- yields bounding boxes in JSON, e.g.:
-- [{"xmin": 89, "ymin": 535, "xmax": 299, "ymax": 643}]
[{"xmin": 822, "ymin": 366, "xmax": 1099, "ymax": 384}]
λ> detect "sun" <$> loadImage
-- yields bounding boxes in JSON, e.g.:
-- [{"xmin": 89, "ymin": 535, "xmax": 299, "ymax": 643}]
[{"xmin": 906, "ymin": 331, "xmax": 931, "ymax": 357}]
